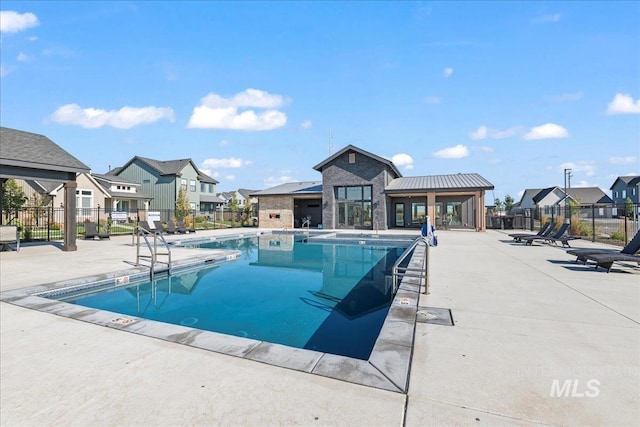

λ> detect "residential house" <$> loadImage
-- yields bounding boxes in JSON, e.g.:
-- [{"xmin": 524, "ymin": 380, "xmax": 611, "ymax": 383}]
[
  {"xmin": 515, "ymin": 186, "xmax": 614, "ymax": 219},
  {"xmin": 108, "ymin": 156, "xmax": 222, "ymax": 217},
  {"xmin": 252, "ymin": 145, "xmax": 494, "ymax": 231},
  {"xmin": 610, "ymin": 175, "xmax": 640, "ymax": 205}
]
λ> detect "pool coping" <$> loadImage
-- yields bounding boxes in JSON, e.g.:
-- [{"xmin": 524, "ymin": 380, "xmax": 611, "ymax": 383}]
[{"xmin": 0, "ymin": 231, "xmax": 424, "ymax": 393}]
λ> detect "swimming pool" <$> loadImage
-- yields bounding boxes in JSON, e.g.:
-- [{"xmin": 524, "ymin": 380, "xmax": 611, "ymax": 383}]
[
  {"xmin": 49, "ymin": 234, "xmax": 407, "ymax": 360},
  {"xmin": 1, "ymin": 231, "xmax": 425, "ymax": 392}
]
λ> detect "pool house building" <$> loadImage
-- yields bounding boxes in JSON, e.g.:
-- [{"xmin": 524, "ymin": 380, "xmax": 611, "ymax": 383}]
[{"xmin": 252, "ymin": 145, "xmax": 494, "ymax": 231}]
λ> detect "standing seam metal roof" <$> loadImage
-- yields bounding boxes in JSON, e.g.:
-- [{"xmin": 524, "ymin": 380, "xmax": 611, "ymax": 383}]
[{"xmin": 385, "ymin": 173, "xmax": 494, "ymax": 191}]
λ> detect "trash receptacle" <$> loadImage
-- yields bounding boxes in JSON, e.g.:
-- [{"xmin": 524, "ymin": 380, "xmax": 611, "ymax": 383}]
[{"xmin": 504, "ymin": 217, "xmax": 514, "ymax": 229}]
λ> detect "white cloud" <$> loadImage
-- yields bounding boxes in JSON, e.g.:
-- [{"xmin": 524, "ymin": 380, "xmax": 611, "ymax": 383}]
[
  {"xmin": 468, "ymin": 125, "xmax": 520, "ymax": 140},
  {"xmin": 478, "ymin": 146, "xmax": 494, "ymax": 153},
  {"xmin": 432, "ymin": 144, "xmax": 469, "ymax": 159},
  {"xmin": 17, "ymin": 52, "xmax": 31, "ymax": 62},
  {"xmin": 0, "ymin": 11, "xmax": 39, "ymax": 33},
  {"xmin": 559, "ymin": 161, "xmax": 596, "ymax": 177},
  {"xmin": 608, "ymin": 156, "xmax": 637, "ymax": 165},
  {"xmin": 548, "ymin": 92, "xmax": 583, "ymax": 102},
  {"xmin": 523, "ymin": 123, "xmax": 569, "ymax": 140},
  {"xmin": 424, "ymin": 96, "xmax": 441, "ymax": 104},
  {"xmin": 443, "ymin": 67, "xmax": 454, "ymax": 78},
  {"xmin": 200, "ymin": 158, "xmax": 252, "ymax": 169},
  {"xmin": 532, "ymin": 14, "xmax": 561, "ymax": 24},
  {"xmin": 50, "ymin": 103, "xmax": 175, "ymax": 129},
  {"xmin": 225, "ymin": 175, "xmax": 235, "ymax": 182},
  {"xmin": 607, "ymin": 93, "xmax": 640, "ymax": 115},
  {"xmin": 187, "ymin": 88, "xmax": 288, "ymax": 130},
  {"xmin": 301, "ymin": 120, "xmax": 312, "ymax": 129},
  {"xmin": 264, "ymin": 176, "xmax": 295, "ymax": 186},
  {"xmin": 392, "ymin": 153, "xmax": 414, "ymax": 170}
]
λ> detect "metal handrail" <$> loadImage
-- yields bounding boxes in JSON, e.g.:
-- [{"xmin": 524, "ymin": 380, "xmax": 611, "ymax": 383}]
[
  {"xmin": 391, "ymin": 236, "xmax": 429, "ymax": 294},
  {"xmin": 135, "ymin": 226, "xmax": 172, "ymax": 280},
  {"xmin": 301, "ymin": 218, "xmax": 311, "ymax": 234}
]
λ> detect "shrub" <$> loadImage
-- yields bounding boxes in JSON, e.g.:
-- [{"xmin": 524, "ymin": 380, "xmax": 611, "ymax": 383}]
[{"xmin": 49, "ymin": 222, "xmax": 61, "ymax": 230}]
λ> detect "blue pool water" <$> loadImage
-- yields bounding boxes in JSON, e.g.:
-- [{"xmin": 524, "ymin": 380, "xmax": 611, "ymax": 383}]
[{"xmin": 53, "ymin": 234, "xmax": 408, "ymax": 359}]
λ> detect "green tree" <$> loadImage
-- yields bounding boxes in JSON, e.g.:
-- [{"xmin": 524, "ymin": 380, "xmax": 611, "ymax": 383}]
[
  {"xmin": 494, "ymin": 198, "xmax": 503, "ymax": 212},
  {"xmin": 504, "ymin": 195, "xmax": 515, "ymax": 211},
  {"xmin": 175, "ymin": 187, "xmax": 191, "ymax": 220},
  {"xmin": 228, "ymin": 195, "xmax": 239, "ymax": 226},
  {"xmin": 241, "ymin": 199, "xmax": 254, "ymax": 226},
  {"xmin": 28, "ymin": 192, "xmax": 52, "ymax": 227},
  {"xmin": 625, "ymin": 197, "xmax": 634, "ymax": 218},
  {"xmin": 1, "ymin": 179, "xmax": 27, "ymax": 223}
]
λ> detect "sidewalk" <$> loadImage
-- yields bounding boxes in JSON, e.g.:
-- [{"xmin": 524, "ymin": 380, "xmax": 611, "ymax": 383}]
[{"xmin": 1, "ymin": 229, "xmax": 638, "ymax": 426}]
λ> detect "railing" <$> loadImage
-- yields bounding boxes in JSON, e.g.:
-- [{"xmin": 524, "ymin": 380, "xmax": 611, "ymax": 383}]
[
  {"xmin": 301, "ymin": 217, "xmax": 311, "ymax": 234},
  {"xmin": 135, "ymin": 226, "xmax": 172, "ymax": 280},
  {"xmin": 391, "ymin": 237, "xmax": 429, "ymax": 295}
]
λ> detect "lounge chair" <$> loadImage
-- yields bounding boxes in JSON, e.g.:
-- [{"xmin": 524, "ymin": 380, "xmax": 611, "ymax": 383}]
[
  {"xmin": 176, "ymin": 219, "xmax": 195, "ymax": 234},
  {"xmin": 84, "ymin": 222, "xmax": 110, "ymax": 240},
  {"xmin": 154, "ymin": 220, "xmax": 172, "ymax": 234},
  {"xmin": 509, "ymin": 222, "xmax": 553, "ymax": 242},
  {"xmin": 0, "ymin": 225, "xmax": 20, "ymax": 252},
  {"xmin": 138, "ymin": 220, "xmax": 158, "ymax": 235},
  {"xmin": 522, "ymin": 223, "xmax": 569, "ymax": 246},
  {"xmin": 165, "ymin": 220, "xmax": 179, "ymax": 234},
  {"xmin": 566, "ymin": 230, "xmax": 640, "ymax": 263},
  {"xmin": 582, "ymin": 252, "xmax": 640, "ymax": 273}
]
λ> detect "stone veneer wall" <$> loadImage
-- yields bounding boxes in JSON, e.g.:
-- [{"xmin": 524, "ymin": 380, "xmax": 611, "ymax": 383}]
[
  {"xmin": 320, "ymin": 150, "xmax": 395, "ymax": 230},
  {"xmin": 257, "ymin": 195, "xmax": 294, "ymax": 228}
]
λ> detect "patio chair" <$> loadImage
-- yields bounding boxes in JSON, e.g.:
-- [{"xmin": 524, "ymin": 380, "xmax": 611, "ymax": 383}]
[
  {"xmin": 84, "ymin": 222, "xmax": 110, "ymax": 240},
  {"xmin": 137, "ymin": 220, "xmax": 158, "ymax": 235},
  {"xmin": 165, "ymin": 220, "xmax": 179, "ymax": 234},
  {"xmin": 566, "ymin": 230, "xmax": 640, "ymax": 264},
  {"xmin": 522, "ymin": 223, "xmax": 569, "ymax": 246},
  {"xmin": 509, "ymin": 221, "xmax": 553, "ymax": 242},
  {"xmin": 176, "ymin": 219, "xmax": 195, "ymax": 234},
  {"xmin": 582, "ymin": 252, "xmax": 640, "ymax": 273},
  {"xmin": 0, "ymin": 225, "xmax": 20, "ymax": 252},
  {"xmin": 154, "ymin": 220, "xmax": 172, "ymax": 234}
]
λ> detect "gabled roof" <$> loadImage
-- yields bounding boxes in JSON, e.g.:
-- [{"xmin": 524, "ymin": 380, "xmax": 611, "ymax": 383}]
[
  {"xmin": 312, "ymin": 144, "xmax": 402, "ymax": 178},
  {"xmin": 25, "ymin": 179, "xmax": 63, "ymax": 194},
  {"xmin": 92, "ymin": 173, "xmax": 141, "ymax": 186},
  {"xmin": 113, "ymin": 156, "xmax": 219, "ymax": 184},
  {"xmin": 0, "ymin": 127, "xmax": 90, "ymax": 176},
  {"xmin": 565, "ymin": 187, "xmax": 614, "ymax": 205},
  {"xmin": 238, "ymin": 188, "xmax": 259, "ymax": 198},
  {"xmin": 610, "ymin": 175, "xmax": 640, "ymax": 190},
  {"xmin": 532, "ymin": 187, "xmax": 557, "ymax": 204},
  {"xmin": 386, "ymin": 173, "xmax": 494, "ymax": 192},
  {"xmin": 251, "ymin": 181, "xmax": 323, "ymax": 196}
]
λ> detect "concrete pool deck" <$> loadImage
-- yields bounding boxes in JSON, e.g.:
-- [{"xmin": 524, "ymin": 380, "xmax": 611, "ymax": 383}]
[{"xmin": 1, "ymin": 228, "xmax": 638, "ymax": 426}]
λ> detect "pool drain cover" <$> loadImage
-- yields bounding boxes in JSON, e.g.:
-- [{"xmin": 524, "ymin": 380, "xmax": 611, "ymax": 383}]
[{"xmin": 416, "ymin": 307, "xmax": 454, "ymax": 326}]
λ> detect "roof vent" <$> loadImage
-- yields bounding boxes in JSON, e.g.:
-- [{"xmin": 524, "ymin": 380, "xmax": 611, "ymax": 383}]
[{"xmin": 349, "ymin": 153, "xmax": 355, "ymax": 164}]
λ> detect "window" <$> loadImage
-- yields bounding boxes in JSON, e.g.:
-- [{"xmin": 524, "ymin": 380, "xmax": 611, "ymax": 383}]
[
  {"xmin": 201, "ymin": 183, "xmax": 206, "ymax": 192},
  {"xmin": 190, "ymin": 180, "xmax": 196, "ymax": 192},
  {"xmin": 411, "ymin": 202, "xmax": 426, "ymax": 224},
  {"xmin": 208, "ymin": 184, "xmax": 214, "ymax": 193},
  {"xmin": 181, "ymin": 179, "xmax": 187, "ymax": 191},
  {"xmin": 349, "ymin": 153, "xmax": 355, "ymax": 163},
  {"xmin": 143, "ymin": 179, "xmax": 150, "ymax": 184},
  {"xmin": 622, "ymin": 190, "xmax": 627, "ymax": 199},
  {"xmin": 335, "ymin": 185, "xmax": 373, "ymax": 228},
  {"xmin": 75, "ymin": 189, "xmax": 93, "ymax": 218}
]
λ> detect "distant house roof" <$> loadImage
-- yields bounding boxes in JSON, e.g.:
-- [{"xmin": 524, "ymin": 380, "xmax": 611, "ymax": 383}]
[
  {"xmin": 610, "ymin": 175, "xmax": 640, "ymax": 189},
  {"xmin": 386, "ymin": 173, "xmax": 494, "ymax": 192},
  {"xmin": 565, "ymin": 187, "xmax": 613, "ymax": 205},
  {"xmin": 312, "ymin": 144, "xmax": 402, "ymax": 177},
  {"xmin": 92, "ymin": 173, "xmax": 141, "ymax": 186},
  {"xmin": 532, "ymin": 187, "xmax": 557, "ymax": 204},
  {"xmin": 251, "ymin": 181, "xmax": 323, "ymax": 196},
  {"xmin": 200, "ymin": 194, "xmax": 226, "ymax": 203},
  {"xmin": 111, "ymin": 156, "xmax": 219, "ymax": 184},
  {"xmin": 0, "ymin": 127, "xmax": 90, "ymax": 180},
  {"xmin": 238, "ymin": 188, "xmax": 259, "ymax": 199}
]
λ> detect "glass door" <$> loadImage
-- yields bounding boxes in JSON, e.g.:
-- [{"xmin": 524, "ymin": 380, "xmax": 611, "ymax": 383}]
[{"xmin": 395, "ymin": 203, "xmax": 404, "ymax": 227}]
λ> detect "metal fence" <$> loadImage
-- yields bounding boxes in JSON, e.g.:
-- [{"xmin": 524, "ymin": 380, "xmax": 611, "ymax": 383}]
[
  {"xmin": 0, "ymin": 207, "xmax": 257, "ymax": 242},
  {"xmin": 488, "ymin": 203, "xmax": 639, "ymax": 246}
]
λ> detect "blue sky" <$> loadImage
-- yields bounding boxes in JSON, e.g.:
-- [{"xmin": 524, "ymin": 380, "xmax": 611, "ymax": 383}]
[{"xmin": 1, "ymin": 1, "xmax": 638, "ymax": 202}]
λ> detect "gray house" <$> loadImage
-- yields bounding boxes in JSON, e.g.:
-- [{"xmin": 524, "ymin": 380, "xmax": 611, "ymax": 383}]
[
  {"xmin": 108, "ymin": 156, "xmax": 220, "ymax": 215},
  {"xmin": 610, "ymin": 176, "xmax": 640, "ymax": 205},
  {"xmin": 253, "ymin": 145, "xmax": 493, "ymax": 231}
]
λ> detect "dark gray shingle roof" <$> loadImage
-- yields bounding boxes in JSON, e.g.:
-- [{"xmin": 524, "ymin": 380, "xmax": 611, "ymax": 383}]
[
  {"xmin": 0, "ymin": 127, "xmax": 90, "ymax": 174},
  {"xmin": 386, "ymin": 173, "xmax": 494, "ymax": 192},
  {"xmin": 313, "ymin": 145, "xmax": 402, "ymax": 178},
  {"xmin": 565, "ymin": 187, "xmax": 613, "ymax": 204}
]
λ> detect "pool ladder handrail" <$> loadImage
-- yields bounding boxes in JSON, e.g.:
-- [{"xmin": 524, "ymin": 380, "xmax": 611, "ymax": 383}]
[
  {"xmin": 135, "ymin": 226, "xmax": 172, "ymax": 280},
  {"xmin": 391, "ymin": 236, "xmax": 429, "ymax": 295},
  {"xmin": 301, "ymin": 217, "xmax": 311, "ymax": 235}
]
